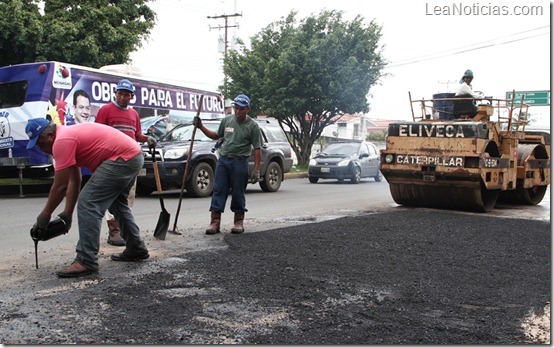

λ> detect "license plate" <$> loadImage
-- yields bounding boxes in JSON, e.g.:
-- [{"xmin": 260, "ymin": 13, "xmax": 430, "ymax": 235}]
[
  {"xmin": 321, "ymin": 167, "xmax": 330, "ymax": 173},
  {"xmin": 423, "ymin": 174, "xmax": 435, "ymax": 182},
  {"xmin": 138, "ymin": 168, "xmax": 146, "ymax": 176}
]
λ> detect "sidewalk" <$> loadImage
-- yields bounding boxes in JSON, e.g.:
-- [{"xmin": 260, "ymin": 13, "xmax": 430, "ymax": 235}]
[{"xmin": 284, "ymin": 171, "xmax": 308, "ymax": 179}]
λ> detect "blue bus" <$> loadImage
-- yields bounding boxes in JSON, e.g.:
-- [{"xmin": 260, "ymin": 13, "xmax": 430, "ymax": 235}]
[{"xmin": 0, "ymin": 61, "xmax": 224, "ymax": 185}]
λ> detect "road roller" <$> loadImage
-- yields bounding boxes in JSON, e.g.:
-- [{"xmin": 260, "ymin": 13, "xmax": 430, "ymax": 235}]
[{"xmin": 379, "ymin": 92, "xmax": 550, "ymax": 212}]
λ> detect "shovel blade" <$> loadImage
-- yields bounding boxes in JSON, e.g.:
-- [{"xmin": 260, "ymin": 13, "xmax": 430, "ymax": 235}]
[{"xmin": 153, "ymin": 210, "xmax": 170, "ymax": 240}]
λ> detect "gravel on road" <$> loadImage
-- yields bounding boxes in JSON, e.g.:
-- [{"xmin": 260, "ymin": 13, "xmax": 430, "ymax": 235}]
[{"xmin": 0, "ymin": 209, "xmax": 550, "ymax": 344}]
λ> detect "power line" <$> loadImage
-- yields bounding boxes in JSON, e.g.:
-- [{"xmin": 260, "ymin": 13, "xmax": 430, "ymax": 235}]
[
  {"xmin": 391, "ymin": 26, "xmax": 549, "ymax": 65},
  {"xmin": 387, "ymin": 26, "xmax": 549, "ymax": 68},
  {"xmin": 207, "ymin": 12, "xmax": 243, "ymax": 88},
  {"xmin": 207, "ymin": 13, "xmax": 242, "ymax": 57}
]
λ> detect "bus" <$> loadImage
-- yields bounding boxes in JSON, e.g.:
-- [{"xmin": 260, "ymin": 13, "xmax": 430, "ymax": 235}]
[{"xmin": 0, "ymin": 61, "xmax": 224, "ymax": 187}]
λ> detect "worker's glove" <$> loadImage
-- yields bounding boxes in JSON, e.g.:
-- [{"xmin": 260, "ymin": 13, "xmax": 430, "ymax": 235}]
[
  {"xmin": 146, "ymin": 136, "xmax": 157, "ymax": 150},
  {"xmin": 250, "ymin": 170, "xmax": 260, "ymax": 184},
  {"xmin": 211, "ymin": 138, "xmax": 224, "ymax": 153},
  {"xmin": 32, "ymin": 213, "xmax": 50, "ymax": 234},
  {"xmin": 193, "ymin": 116, "xmax": 202, "ymax": 128},
  {"xmin": 57, "ymin": 211, "xmax": 72, "ymax": 231}
]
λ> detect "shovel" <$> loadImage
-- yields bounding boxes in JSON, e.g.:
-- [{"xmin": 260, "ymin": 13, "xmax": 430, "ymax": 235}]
[
  {"xmin": 170, "ymin": 95, "xmax": 204, "ymax": 234},
  {"xmin": 151, "ymin": 146, "xmax": 170, "ymax": 240}
]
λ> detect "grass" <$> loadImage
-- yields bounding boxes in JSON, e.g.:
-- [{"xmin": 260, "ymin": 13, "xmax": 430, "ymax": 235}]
[
  {"xmin": 290, "ymin": 164, "xmax": 308, "ymax": 173},
  {"xmin": 0, "ymin": 177, "xmax": 54, "ymax": 186}
]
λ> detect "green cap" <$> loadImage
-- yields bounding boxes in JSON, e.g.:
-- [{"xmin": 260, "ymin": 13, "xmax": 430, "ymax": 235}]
[{"xmin": 460, "ymin": 69, "xmax": 474, "ymax": 83}]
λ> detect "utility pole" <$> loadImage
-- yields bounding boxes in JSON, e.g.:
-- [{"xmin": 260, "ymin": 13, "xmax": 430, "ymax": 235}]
[
  {"xmin": 207, "ymin": 13, "xmax": 242, "ymax": 95},
  {"xmin": 437, "ymin": 80, "xmax": 458, "ymax": 93},
  {"xmin": 207, "ymin": 13, "xmax": 241, "ymax": 61}
]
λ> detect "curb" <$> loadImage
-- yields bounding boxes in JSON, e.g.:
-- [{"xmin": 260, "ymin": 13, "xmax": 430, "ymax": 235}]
[{"xmin": 284, "ymin": 172, "xmax": 308, "ymax": 180}]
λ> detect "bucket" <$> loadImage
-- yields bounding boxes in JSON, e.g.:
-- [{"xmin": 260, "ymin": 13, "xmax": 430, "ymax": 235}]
[{"xmin": 433, "ymin": 93, "xmax": 456, "ymax": 120}]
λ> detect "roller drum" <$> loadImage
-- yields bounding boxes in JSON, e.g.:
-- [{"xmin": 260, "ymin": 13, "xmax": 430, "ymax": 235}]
[
  {"xmin": 498, "ymin": 144, "xmax": 549, "ymax": 205},
  {"xmin": 389, "ymin": 182, "xmax": 499, "ymax": 212}
]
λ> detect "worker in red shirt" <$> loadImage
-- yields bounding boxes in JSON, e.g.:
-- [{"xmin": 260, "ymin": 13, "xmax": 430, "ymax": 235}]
[
  {"xmin": 27, "ymin": 118, "xmax": 150, "ymax": 278},
  {"xmin": 95, "ymin": 79, "xmax": 156, "ymax": 246}
]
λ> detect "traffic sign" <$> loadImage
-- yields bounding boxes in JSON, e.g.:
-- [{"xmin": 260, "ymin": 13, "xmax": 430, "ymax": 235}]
[{"xmin": 506, "ymin": 90, "xmax": 550, "ymax": 106}]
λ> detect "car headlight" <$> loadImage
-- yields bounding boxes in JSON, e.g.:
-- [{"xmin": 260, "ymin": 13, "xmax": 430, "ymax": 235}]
[
  {"xmin": 384, "ymin": 154, "xmax": 394, "ymax": 163},
  {"xmin": 309, "ymin": 159, "xmax": 317, "ymax": 166},
  {"xmin": 337, "ymin": 159, "xmax": 349, "ymax": 167},
  {"xmin": 164, "ymin": 148, "xmax": 188, "ymax": 159}
]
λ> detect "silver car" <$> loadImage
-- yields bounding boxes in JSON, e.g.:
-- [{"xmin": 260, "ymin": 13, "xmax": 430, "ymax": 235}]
[{"xmin": 308, "ymin": 141, "xmax": 382, "ymax": 184}]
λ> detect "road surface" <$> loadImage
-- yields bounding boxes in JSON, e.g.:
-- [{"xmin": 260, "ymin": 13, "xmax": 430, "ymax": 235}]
[{"xmin": 0, "ymin": 178, "xmax": 550, "ymax": 344}]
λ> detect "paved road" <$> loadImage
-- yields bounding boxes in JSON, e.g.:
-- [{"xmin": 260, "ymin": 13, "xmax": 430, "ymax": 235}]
[
  {"xmin": 0, "ymin": 176, "xmax": 548, "ymax": 261},
  {"xmin": 0, "ymin": 178, "xmax": 550, "ymax": 344},
  {"xmin": 0, "ymin": 175, "xmax": 396, "ymax": 265}
]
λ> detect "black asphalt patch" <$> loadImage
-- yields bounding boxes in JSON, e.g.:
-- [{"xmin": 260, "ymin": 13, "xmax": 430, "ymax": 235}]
[
  {"xmin": 99, "ymin": 210, "xmax": 550, "ymax": 344},
  {"xmin": 2, "ymin": 210, "xmax": 549, "ymax": 344}
]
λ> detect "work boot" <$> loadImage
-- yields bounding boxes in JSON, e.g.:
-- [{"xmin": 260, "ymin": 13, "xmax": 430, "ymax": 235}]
[
  {"xmin": 205, "ymin": 211, "xmax": 221, "ymax": 235},
  {"xmin": 107, "ymin": 219, "xmax": 125, "ymax": 246},
  {"xmin": 56, "ymin": 261, "xmax": 98, "ymax": 278},
  {"xmin": 111, "ymin": 250, "xmax": 149, "ymax": 262},
  {"xmin": 231, "ymin": 212, "xmax": 245, "ymax": 234}
]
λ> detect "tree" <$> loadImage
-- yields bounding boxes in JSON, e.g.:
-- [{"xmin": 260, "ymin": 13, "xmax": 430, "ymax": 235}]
[
  {"xmin": 0, "ymin": 0, "xmax": 156, "ymax": 68},
  {"xmin": 0, "ymin": 0, "xmax": 43, "ymax": 65},
  {"xmin": 223, "ymin": 10, "xmax": 386, "ymax": 165}
]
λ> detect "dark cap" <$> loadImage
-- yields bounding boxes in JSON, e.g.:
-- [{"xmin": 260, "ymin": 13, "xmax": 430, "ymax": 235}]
[
  {"xmin": 116, "ymin": 79, "xmax": 135, "ymax": 93},
  {"xmin": 25, "ymin": 118, "xmax": 50, "ymax": 149},
  {"xmin": 233, "ymin": 94, "xmax": 250, "ymax": 107}
]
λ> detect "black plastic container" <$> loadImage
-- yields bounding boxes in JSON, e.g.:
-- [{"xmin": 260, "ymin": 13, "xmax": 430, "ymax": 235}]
[
  {"xmin": 30, "ymin": 216, "xmax": 68, "ymax": 242},
  {"xmin": 433, "ymin": 93, "xmax": 456, "ymax": 120},
  {"xmin": 31, "ymin": 216, "xmax": 69, "ymax": 269}
]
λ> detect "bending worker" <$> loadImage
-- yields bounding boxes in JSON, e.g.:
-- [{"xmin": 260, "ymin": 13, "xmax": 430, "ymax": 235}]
[
  {"xmin": 26, "ymin": 118, "xmax": 150, "ymax": 278},
  {"xmin": 193, "ymin": 94, "xmax": 262, "ymax": 235}
]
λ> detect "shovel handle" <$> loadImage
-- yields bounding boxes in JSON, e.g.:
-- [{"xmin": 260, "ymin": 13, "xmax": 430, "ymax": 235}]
[
  {"xmin": 172, "ymin": 95, "xmax": 204, "ymax": 231},
  {"xmin": 153, "ymin": 160, "xmax": 163, "ymax": 195},
  {"xmin": 151, "ymin": 147, "xmax": 166, "ymax": 211},
  {"xmin": 151, "ymin": 147, "xmax": 163, "ymax": 194}
]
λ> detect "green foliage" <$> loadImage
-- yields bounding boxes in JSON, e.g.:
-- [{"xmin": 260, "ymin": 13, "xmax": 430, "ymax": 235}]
[
  {"xmin": 222, "ymin": 10, "xmax": 386, "ymax": 165},
  {"xmin": 290, "ymin": 163, "xmax": 308, "ymax": 173},
  {"xmin": 0, "ymin": 0, "xmax": 156, "ymax": 68},
  {"xmin": 366, "ymin": 130, "xmax": 387, "ymax": 141},
  {"xmin": 0, "ymin": 0, "xmax": 43, "ymax": 65}
]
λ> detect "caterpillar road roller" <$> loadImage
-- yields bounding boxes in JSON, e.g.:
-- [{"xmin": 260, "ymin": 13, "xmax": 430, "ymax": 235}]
[{"xmin": 379, "ymin": 92, "xmax": 550, "ymax": 212}]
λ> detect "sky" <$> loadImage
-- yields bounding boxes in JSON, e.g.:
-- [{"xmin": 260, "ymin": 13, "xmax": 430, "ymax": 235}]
[{"xmin": 130, "ymin": 0, "xmax": 551, "ymax": 127}]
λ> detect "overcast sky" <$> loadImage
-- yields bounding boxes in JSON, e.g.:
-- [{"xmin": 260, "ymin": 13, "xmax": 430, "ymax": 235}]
[{"xmin": 130, "ymin": 0, "xmax": 551, "ymax": 126}]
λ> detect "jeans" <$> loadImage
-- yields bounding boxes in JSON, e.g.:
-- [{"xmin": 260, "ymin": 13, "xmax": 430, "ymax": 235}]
[
  {"xmin": 210, "ymin": 155, "xmax": 249, "ymax": 213},
  {"xmin": 76, "ymin": 154, "xmax": 146, "ymax": 269},
  {"xmin": 105, "ymin": 177, "xmax": 137, "ymax": 220}
]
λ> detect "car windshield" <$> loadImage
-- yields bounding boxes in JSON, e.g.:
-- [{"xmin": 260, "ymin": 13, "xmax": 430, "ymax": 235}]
[
  {"xmin": 141, "ymin": 116, "xmax": 166, "ymax": 129},
  {"xmin": 321, "ymin": 143, "xmax": 359, "ymax": 156},
  {"xmin": 261, "ymin": 123, "xmax": 288, "ymax": 142},
  {"xmin": 160, "ymin": 122, "xmax": 219, "ymax": 142}
]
